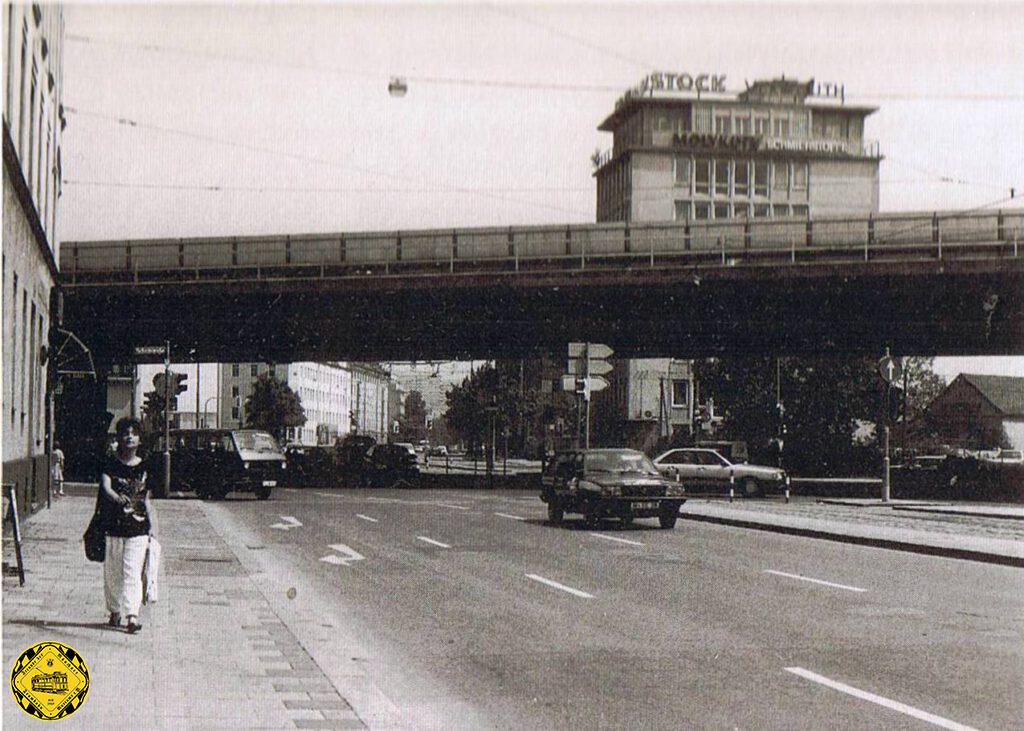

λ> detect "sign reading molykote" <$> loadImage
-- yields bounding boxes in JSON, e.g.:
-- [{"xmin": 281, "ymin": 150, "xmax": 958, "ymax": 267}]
[
  {"xmin": 672, "ymin": 133, "xmax": 761, "ymax": 153},
  {"xmin": 616, "ymin": 71, "xmax": 727, "ymax": 109}
]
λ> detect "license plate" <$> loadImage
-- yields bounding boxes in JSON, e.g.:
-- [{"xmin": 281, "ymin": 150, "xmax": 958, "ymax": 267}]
[
  {"xmin": 262, "ymin": 481, "xmax": 277, "ymax": 487},
  {"xmin": 633, "ymin": 501, "xmax": 657, "ymax": 511}
]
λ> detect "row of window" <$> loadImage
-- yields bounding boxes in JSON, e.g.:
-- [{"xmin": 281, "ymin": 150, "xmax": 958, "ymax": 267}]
[
  {"xmin": 2, "ymin": 255, "xmax": 47, "ymax": 448},
  {"xmin": 644, "ymin": 105, "xmax": 858, "ymax": 143},
  {"xmin": 674, "ymin": 200, "xmax": 810, "ymax": 221},
  {"xmin": 674, "ymin": 157, "xmax": 808, "ymax": 199}
]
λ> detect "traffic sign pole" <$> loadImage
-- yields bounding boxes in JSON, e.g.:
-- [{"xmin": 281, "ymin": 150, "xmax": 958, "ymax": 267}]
[
  {"xmin": 163, "ymin": 341, "xmax": 171, "ymax": 498},
  {"xmin": 880, "ymin": 348, "xmax": 892, "ymax": 503},
  {"xmin": 584, "ymin": 343, "xmax": 590, "ymax": 449}
]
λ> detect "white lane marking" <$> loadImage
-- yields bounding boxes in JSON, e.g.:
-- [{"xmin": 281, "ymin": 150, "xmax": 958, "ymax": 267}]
[
  {"xmin": 494, "ymin": 512, "xmax": 526, "ymax": 521},
  {"xmin": 589, "ymin": 532, "xmax": 645, "ymax": 547},
  {"xmin": 525, "ymin": 574, "xmax": 594, "ymax": 599},
  {"xmin": 270, "ymin": 516, "xmax": 303, "ymax": 530},
  {"xmin": 435, "ymin": 503, "xmax": 469, "ymax": 510},
  {"xmin": 765, "ymin": 570, "xmax": 866, "ymax": 593},
  {"xmin": 417, "ymin": 536, "xmax": 451, "ymax": 548},
  {"xmin": 356, "ymin": 514, "xmax": 379, "ymax": 523},
  {"xmin": 319, "ymin": 543, "xmax": 365, "ymax": 566},
  {"xmin": 785, "ymin": 667, "xmax": 979, "ymax": 731},
  {"xmin": 315, "ymin": 492, "xmax": 344, "ymax": 498}
]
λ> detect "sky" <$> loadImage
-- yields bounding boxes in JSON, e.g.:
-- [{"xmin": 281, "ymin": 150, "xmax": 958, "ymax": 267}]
[{"xmin": 59, "ymin": 1, "xmax": 1023, "ymax": 381}]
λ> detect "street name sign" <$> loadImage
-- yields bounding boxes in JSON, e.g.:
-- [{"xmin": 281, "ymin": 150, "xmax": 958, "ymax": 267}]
[
  {"xmin": 878, "ymin": 356, "xmax": 904, "ymax": 386},
  {"xmin": 133, "ymin": 345, "xmax": 166, "ymax": 356}
]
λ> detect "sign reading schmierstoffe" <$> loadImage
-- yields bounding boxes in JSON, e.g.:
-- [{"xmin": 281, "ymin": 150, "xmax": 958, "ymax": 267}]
[{"xmin": 616, "ymin": 71, "xmax": 727, "ymax": 109}]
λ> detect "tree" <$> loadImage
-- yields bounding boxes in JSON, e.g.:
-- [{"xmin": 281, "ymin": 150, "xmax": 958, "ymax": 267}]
[
  {"xmin": 398, "ymin": 391, "xmax": 429, "ymax": 442},
  {"xmin": 244, "ymin": 373, "xmax": 306, "ymax": 442}
]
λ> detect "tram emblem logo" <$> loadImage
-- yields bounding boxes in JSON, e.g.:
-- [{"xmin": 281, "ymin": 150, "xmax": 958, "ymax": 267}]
[{"xmin": 10, "ymin": 642, "xmax": 90, "ymax": 720}]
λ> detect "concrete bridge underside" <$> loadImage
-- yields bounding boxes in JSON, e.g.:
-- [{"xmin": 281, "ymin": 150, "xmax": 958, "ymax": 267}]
[{"xmin": 62, "ymin": 256, "xmax": 1024, "ymax": 365}]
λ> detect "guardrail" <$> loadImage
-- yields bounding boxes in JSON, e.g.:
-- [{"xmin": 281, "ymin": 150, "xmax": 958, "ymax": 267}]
[{"xmin": 61, "ymin": 209, "xmax": 1023, "ymax": 286}]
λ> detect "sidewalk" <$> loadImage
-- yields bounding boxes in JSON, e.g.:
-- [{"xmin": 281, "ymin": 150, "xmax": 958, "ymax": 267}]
[
  {"xmin": 2, "ymin": 494, "xmax": 366, "ymax": 730},
  {"xmin": 679, "ymin": 497, "xmax": 1024, "ymax": 567}
]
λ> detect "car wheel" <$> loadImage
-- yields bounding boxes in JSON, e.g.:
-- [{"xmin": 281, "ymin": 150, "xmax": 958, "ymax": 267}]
[
  {"xmin": 658, "ymin": 505, "xmax": 678, "ymax": 529},
  {"xmin": 255, "ymin": 486, "xmax": 271, "ymax": 500},
  {"xmin": 547, "ymin": 501, "xmax": 563, "ymax": 525},
  {"xmin": 740, "ymin": 477, "xmax": 762, "ymax": 497},
  {"xmin": 620, "ymin": 514, "xmax": 634, "ymax": 526},
  {"xmin": 583, "ymin": 505, "xmax": 601, "ymax": 528}
]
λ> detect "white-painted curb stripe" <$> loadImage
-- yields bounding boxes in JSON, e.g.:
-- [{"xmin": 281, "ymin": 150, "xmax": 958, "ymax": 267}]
[
  {"xmin": 494, "ymin": 512, "xmax": 526, "ymax": 521},
  {"xmin": 525, "ymin": 574, "xmax": 594, "ymax": 599},
  {"xmin": 356, "ymin": 514, "xmax": 379, "ymax": 523},
  {"xmin": 785, "ymin": 667, "xmax": 978, "ymax": 731},
  {"xmin": 417, "ymin": 536, "xmax": 451, "ymax": 548},
  {"xmin": 765, "ymin": 570, "xmax": 866, "ymax": 593},
  {"xmin": 589, "ymin": 532, "xmax": 645, "ymax": 547},
  {"xmin": 436, "ymin": 503, "xmax": 469, "ymax": 510}
]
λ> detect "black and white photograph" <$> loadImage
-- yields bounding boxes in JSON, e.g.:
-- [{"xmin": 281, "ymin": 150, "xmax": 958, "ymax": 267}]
[{"xmin": 3, "ymin": 1, "xmax": 1023, "ymax": 728}]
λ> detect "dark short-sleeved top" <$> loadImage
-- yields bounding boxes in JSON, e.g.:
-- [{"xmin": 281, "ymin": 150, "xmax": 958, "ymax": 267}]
[{"xmin": 100, "ymin": 455, "xmax": 151, "ymax": 538}]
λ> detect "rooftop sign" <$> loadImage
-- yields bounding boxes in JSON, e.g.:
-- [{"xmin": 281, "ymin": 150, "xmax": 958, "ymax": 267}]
[
  {"xmin": 616, "ymin": 71, "xmax": 728, "ymax": 110},
  {"xmin": 673, "ymin": 132, "xmax": 761, "ymax": 153}
]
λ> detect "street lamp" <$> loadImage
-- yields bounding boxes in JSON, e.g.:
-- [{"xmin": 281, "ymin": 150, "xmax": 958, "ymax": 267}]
[
  {"xmin": 388, "ymin": 77, "xmax": 408, "ymax": 97},
  {"xmin": 203, "ymin": 396, "xmax": 221, "ymax": 429}
]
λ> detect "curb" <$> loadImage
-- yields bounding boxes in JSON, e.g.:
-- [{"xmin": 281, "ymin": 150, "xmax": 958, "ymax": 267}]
[
  {"xmin": 892, "ymin": 506, "xmax": 1024, "ymax": 521},
  {"xmin": 677, "ymin": 512, "xmax": 1024, "ymax": 568}
]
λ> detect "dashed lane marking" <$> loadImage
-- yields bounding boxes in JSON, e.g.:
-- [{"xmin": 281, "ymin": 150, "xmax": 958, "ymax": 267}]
[
  {"xmin": 525, "ymin": 574, "xmax": 594, "ymax": 599},
  {"xmin": 785, "ymin": 667, "xmax": 978, "ymax": 730},
  {"xmin": 416, "ymin": 536, "xmax": 452, "ymax": 548},
  {"xmin": 494, "ymin": 512, "xmax": 526, "ymax": 521},
  {"xmin": 765, "ymin": 570, "xmax": 866, "ymax": 593},
  {"xmin": 435, "ymin": 503, "xmax": 469, "ymax": 510},
  {"xmin": 589, "ymin": 532, "xmax": 645, "ymax": 547},
  {"xmin": 356, "ymin": 514, "xmax": 379, "ymax": 523}
]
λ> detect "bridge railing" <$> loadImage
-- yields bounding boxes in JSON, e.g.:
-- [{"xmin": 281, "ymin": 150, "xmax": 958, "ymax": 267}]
[{"xmin": 60, "ymin": 209, "xmax": 1023, "ymax": 283}]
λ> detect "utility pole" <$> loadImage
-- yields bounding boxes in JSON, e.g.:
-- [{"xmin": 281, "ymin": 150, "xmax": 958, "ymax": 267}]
[
  {"xmin": 162, "ymin": 341, "xmax": 171, "ymax": 498},
  {"xmin": 583, "ymin": 343, "xmax": 591, "ymax": 449}
]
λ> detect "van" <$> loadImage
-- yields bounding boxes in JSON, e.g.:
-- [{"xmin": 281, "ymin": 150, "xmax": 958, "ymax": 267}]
[{"xmin": 163, "ymin": 429, "xmax": 285, "ymax": 500}]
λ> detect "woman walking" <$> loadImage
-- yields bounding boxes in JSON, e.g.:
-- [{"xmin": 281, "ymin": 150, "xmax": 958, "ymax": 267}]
[{"xmin": 100, "ymin": 417, "xmax": 158, "ymax": 634}]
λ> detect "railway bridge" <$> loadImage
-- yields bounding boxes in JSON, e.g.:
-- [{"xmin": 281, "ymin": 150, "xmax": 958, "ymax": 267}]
[{"xmin": 59, "ymin": 209, "xmax": 1024, "ymax": 364}]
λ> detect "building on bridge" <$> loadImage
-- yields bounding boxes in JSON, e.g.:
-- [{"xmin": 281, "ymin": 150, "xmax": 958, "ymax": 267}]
[
  {"xmin": 595, "ymin": 74, "xmax": 880, "ymax": 223},
  {"xmin": 3, "ymin": 4, "xmax": 65, "ymax": 514}
]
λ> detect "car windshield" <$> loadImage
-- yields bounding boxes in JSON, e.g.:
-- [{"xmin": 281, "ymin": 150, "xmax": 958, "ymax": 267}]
[
  {"xmin": 585, "ymin": 451, "xmax": 660, "ymax": 475},
  {"xmin": 234, "ymin": 431, "xmax": 281, "ymax": 453}
]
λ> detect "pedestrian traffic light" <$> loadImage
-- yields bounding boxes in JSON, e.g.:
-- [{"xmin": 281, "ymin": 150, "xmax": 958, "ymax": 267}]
[{"xmin": 171, "ymin": 372, "xmax": 188, "ymax": 396}]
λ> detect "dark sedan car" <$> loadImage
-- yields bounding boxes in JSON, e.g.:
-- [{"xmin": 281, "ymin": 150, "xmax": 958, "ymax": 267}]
[
  {"xmin": 540, "ymin": 448, "xmax": 686, "ymax": 528},
  {"xmin": 359, "ymin": 444, "xmax": 421, "ymax": 487}
]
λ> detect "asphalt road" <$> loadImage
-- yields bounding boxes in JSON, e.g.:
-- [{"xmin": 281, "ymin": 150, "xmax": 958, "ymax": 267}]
[{"xmin": 203, "ymin": 487, "xmax": 1023, "ymax": 730}]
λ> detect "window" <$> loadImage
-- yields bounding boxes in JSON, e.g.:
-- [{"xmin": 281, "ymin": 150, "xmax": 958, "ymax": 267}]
[
  {"xmin": 231, "ymin": 385, "xmax": 239, "ymax": 398},
  {"xmin": 792, "ymin": 204, "xmax": 809, "ymax": 218},
  {"xmin": 694, "ymin": 202, "xmax": 711, "ymax": 220},
  {"xmin": 774, "ymin": 162, "xmax": 789, "ymax": 194},
  {"xmin": 734, "ymin": 203, "xmax": 751, "ymax": 218},
  {"xmin": 10, "ymin": 273, "xmax": 17, "ymax": 424},
  {"xmin": 734, "ymin": 161, "xmax": 749, "ymax": 196},
  {"xmin": 673, "ymin": 156, "xmax": 691, "ymax": 189},
  {"xmin": 28, "ymin": 66, "xmax": 36, "ymax": 191},
  {"xmin": 231, "ymin": 406, "xmax": 240, "ymax": 420},
  {"xmin": 714, "ymin": 202, "xmax": 730, "ymax": 220},
  {"xmin": 231, "ymin": 364, "xmax": 240, "ymax": 377},
  {"xmin": 694, "ymin": 158, "xmax": 711, "ymax": 195},
  {"xmin": 672, "ymin": 380, "xmax": 688, "ymax": 407},
  {"xmin": 17, "ymin": 23, "xmax": 26, "ymax": 154},
  {"xmin": 754, "ymin": 162, "xmax": 770, "ymax": 196},
  {"xmin": 793, "ymin": 114, "xmax": 808, "ymax": 138},
  {"xmin": 673, "ymin": 200, "xmax": 691, "ymax": 221},
  {"xmin": 694, "ymin": 106, "xmax": 712, "ymax": 133},
  {"xmin": 754, "ymin": 204, "xmax": 771, "ymax": 217},
  {"xmin": 793, "ymin": 163, "xmax": 808, "ymax": 191},
  {"xmin": 754, "ymin": 115, "xmax": 770, "ymax": 136},
  {"xmin": 773, "ymin": 116, "xmax": 790, "ymax": 137},
  {"xmin": 714, "ymin": 114, "xmax": 731, "ymax": 134},
  {"xmin": 250, "ymin": 364, "xmax": 258, "ymax": 377},
  {"xmin": 734, "ymin": 116, "xmax": 751, "ymax": 135},
  {"xmin": 714, "ymin": 160, "xmax": 730, "ymax": 196},
  {"xmin": 773, "ymin": 204, "xmax": 790, "ymax": 217}
]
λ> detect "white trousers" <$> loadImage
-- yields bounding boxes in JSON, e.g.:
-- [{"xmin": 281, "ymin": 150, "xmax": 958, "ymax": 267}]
[{"xmin": 104, "ymin": 535, "xmax": 148, "ymax": 617}]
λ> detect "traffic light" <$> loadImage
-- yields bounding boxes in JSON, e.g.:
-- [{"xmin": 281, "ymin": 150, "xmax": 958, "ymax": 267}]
[
  {"xmin": 887, "ymin": 386, "xmax": 905, "ymax": 424},
  {"xmin": 153, "ymin": 372, "xmax": 167, "ymax": 396},
  {"xmin": 171, "ymin": 372, "xmax": 188, "ymax": 396},
  {"xmin": 574, "ymin": 378, "xmax": 588, "ymax": 395}
]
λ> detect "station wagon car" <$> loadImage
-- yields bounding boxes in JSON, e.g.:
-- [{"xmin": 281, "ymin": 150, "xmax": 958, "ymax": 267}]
[{"xmin": 652, "ymin": 447, "xmax": 786, "ymax": 497}]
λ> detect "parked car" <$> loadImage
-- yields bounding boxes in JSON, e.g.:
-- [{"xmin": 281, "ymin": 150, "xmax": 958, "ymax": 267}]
[
  {"xmin": 335, "ymin": 434, "xmax": 377, "ymax": 476},
  {"xmin": 359, "ymin": 444, "xmax": 421, "ymax": 487},
  {"xmin": 979, "ymin": 449, "xmax": 1024, "ymax": 467},
  {"xmin": 429, "ymin": 445, "xmax": 449, "ymax": 457},
  {"xmin": 540, "ymin": 448, "xmax": 686, "ymax": 529},
  {"xmin": 284, "ymin": 445, "xmax": 338, "ymax": 487},
  {"xmin": 652, "ymin": 447, "xmax": 786, "ymax": 497},
  {"xmin": 163, "ymin": 428, "xmax": 285, "ymax": 500}
]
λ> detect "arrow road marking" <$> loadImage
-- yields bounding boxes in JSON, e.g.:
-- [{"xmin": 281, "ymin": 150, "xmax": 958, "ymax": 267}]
[
  {"xmin": 416, "ymin": 536, "xmax": 451, "ymax": 548},
  {"xmin": 785, "ymin": 667, "xmax": 978, "ymax": 730},
  {"xmin": 270, "ymin": 516, "xmax": 302, "ymax": 530},
  {"xmin": 356, "ymin": 514, "xmax": 379, "ymax": 523},
  {"xmin": 494, "ymin": 512, "xmax": 526, "ymax": 521},
  {"xmin": 525, "ymin": 574, "xmax": 594, "ymax": 599},
  {"xmin": 589, "ymin": 532, "xmax": 645, "ymax": 547},
  {"xmin": 765, "ymin": 570, "xmax": 866, "ymax": 593},
  {"xmin": 319, "ymin": 543, "xmax": 365, "ymax": 566}
]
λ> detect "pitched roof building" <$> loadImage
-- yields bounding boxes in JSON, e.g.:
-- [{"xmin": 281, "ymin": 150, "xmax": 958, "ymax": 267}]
[{"xmin": 926, "ymin": 374, "xmax": 1024, "ymax": 450}]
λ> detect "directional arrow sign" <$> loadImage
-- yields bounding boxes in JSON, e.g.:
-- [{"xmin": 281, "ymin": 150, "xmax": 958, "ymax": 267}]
[
  {"xmin": 567, "ymin": 359, "xmax": 613, "ymax": 376},
  {"xmin": 877, "ymin": 356, "xmax": 904, "ymax": 386},
  {"xmin": 270, "ymin": 516, "xmax": 302, "ymax": 530},
  {"xmin": 586, "ymin": 376, "xmax": 609, "ymax": 393},
  {"xmin": 568, "ymin": 342, "xmax": 613, "ymax": 359},
  {"xmin": 319, "ymin": 543, "xmax": 365, "ymax": 566}
]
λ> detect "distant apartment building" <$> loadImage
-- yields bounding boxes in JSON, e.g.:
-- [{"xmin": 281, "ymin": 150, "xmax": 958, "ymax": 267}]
[
  {"xmin": 595, "ymin": 73, "xmax": 880, "ymax": 223},
  {"xmin": 348, "ymin": 363, "xmax": 391, "ymax": 443},
  {"xmin": 3, "ymin": 3, "xmax": 65, "ymax": 512}
]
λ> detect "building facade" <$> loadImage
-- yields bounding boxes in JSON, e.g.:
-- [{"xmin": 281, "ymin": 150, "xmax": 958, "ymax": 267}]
[
  {"xmin": 348, "ymin": 363, "xmax": 391, "ymax": 443},
  {"xmin": 595, "ymin": 74, "xmax": 880, "ymax": 223},
  {"xmin": 592, "ymin": 359, "xmax": 694, "ymax": 453},
  {"xmin": 925, "ymin": 374, "xmax": 1024, "ymax": 451},
  {"xmin": 3, "ymin": 3, "xmax": 65, "ymax": 513}
]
